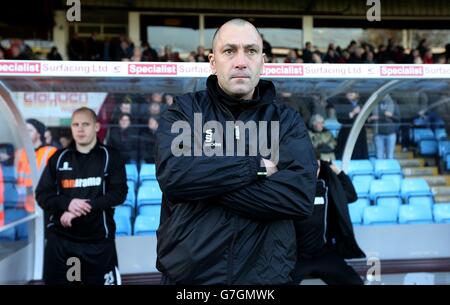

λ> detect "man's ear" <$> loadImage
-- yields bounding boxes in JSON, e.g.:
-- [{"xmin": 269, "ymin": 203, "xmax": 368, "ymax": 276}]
[
  {"xmin": 95, "ymin": 122, "xmax": 100, "ymax": 132},
  {"xmin": 208, "ymin": 53, "xmax": 216, "ymax": 74}
]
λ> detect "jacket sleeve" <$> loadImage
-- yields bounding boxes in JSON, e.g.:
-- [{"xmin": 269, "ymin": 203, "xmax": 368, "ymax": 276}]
[
  {"xmin": 155, "ymin": 101, "xmax": 260, "ymax": 202},
  {"xmin": 89, "ymin": 149, "xmax": 128, "ymax": 211},
  {"xmin": 337, "ymin": 171, "xmax": 358, "ymax": 203},
  {"xmin": 214, "ymin": 110, "xmax": 318, "ymax": 220},
  {"xmin": 35, "ymin": 153, "xmax": 72, "ymax": 212}
]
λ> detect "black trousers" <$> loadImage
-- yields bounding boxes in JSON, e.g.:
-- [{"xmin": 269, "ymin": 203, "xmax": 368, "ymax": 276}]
[
  {"xmin": 292, "ymin": 250, "xmax": 364, "ymax": 285},
  {"xmin": 44, "ymin": 232, "xmax": 120, "ymax": 285}
]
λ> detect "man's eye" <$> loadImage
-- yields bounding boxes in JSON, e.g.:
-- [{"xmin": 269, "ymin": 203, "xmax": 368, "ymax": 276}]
[
  {"xmin": 248, "ymin": 49, "xmax": 257, "ymax": 54},
  {"xmin": 224, "ymin": 49, "xmax": 233, "ymax": 55}
]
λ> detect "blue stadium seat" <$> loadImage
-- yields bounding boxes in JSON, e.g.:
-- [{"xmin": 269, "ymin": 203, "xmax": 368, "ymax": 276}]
[
  {"xmin": 4, "ymin": 181, "xmax": 19, "ymax": 208},
  {"xmin": 435, "ymin": 128, "xmax": 447, "ymax": 140},
  {"xmin": 352, "ymin": 175, "xmax": 374, "ymax": 198},
  {"xmin": 408, "ymin": 196, "xmax": 434, "ymax": 210},
  {"xmin": 0, "ymin": 209, "xmax": 28, "ymax": 241},
  {"xmin": 134, "ymin": 215, "xmax": 159, "ymax": 236},
  {"xmin": 138, "ymin": 204, "xmax": 161, "ymax": 218},
  {"xmin": 137, "ymin": 181, "xmax": 162, "ymax": 212},
  {"xmin": 446, "ymin": 154, "xmax": 450, "ymax": 171},
  {"xmin": 377, "ymin": 197, "xmax": 402, "ymax": 215},
  {"xmin": 348, "ymin": 198, "xmax": 369, "ymax": 225},
  {"xmin": 380, "ymin": 174, "xmax": 402, "ymax": 189},
  {"xmin": 139, "ymin": 163, "xmax": 156, "ymax": 184},
  {"xmin": 1, "ymin": 165, "xmax": 16, "ymax": 182},
  {"xmin": 363, "ymin": 206, "xmax": 398, "ymax": 225},
  {"xmin": 125, "ymin": 164, "xmax": 138, "ymax": 185},
  {"xmin": 401, "ymin": 178, "xmax": 432, "ymax": 202},
  {"xmin": 419, "ymin": 139, "xmax": 438, "ymax": 156},
  {"xmin": 114, "ymin": 215, "xmax": 132, "ymax": 237},
  {"xmin": 438, "ymin": 141, "xmax": 450, "ymax": 157},
  {"xmin": 114, "ymin": 205, "xmax": 132, "ymax": 219},
  {"xmin": 413, "ymin": 128, "xmax": 435, "ymax": 143},
  {"xmin": 0, "ymin": 227, "xmax": 16, "ymax": 241},
  {"xmin": 122, "ymin": 182, "xmax": 136, "ymax": 210},
  {"xmin": 398, "ymin": 205, "xmax": 433, "ymax": 224},
  {"xmin": 347, "ymin": 160, "xmax": 374, "ymax": 178},
  {"xmin": 324, "ymin": 119, "xmax": 341, "ymax": 138},
  {"xmin": 433, "ymin": 203, "xmax": 450, "ymax": 223},
  {"xmin": 374, "ymin": 159, "xmax": 402, "ymax": 178},
  {"xmin": 369, "ymin": 179, "xmax": 400, "ymax": 203}
]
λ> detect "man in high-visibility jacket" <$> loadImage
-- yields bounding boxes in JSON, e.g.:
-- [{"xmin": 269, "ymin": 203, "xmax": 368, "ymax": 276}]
[{"xmin": 16, "ymin": 119, "xmax": 57, "ymax": 213}]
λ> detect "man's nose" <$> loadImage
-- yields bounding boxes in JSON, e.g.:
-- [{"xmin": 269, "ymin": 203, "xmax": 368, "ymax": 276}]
[{"xmin": 234, "ymin": 50, "xmax": 248, "ymax": 69}]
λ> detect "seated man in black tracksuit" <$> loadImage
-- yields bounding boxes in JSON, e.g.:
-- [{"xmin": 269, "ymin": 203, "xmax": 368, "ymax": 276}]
[
  {"xmin": 293, "ymin": 149, "xmax": 366, "ymax": 285},
  {"xmin": 36, "ymin": 107, "xmax": 128, "ymax": 285}
]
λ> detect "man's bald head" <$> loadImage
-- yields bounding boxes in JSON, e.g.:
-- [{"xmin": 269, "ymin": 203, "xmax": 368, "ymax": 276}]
[{"xmin": 211, "ymin": 19, "xmax": 262, "ymax": 52}]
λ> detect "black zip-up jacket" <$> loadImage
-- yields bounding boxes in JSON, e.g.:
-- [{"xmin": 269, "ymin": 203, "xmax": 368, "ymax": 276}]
[
  {"xmin": 36, "ymin": 141, "xmax": 128, "ymax": 242},
  {"xmin": 155, "ymin": 76, "xmax": 318, "ymax": 284},
  {"xmin": 320, "ymin": 161, "xmax": 366, "ymax": 259}
]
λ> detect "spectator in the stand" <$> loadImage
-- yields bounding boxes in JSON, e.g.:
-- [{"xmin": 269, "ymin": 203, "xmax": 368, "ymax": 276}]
[
  {"xmin": 111, "ymin": 96, "xmax": 133, "ymax": 124},
  {"xmin": 348, "ymin": 47, "xmax": 365, "ymax": 63},
  {"xmin": 194, "ymin": 46, "xmax": 208, "ymax": 62},
  {"xmin": 437, "ymin": 55, "xmax": 447, "ymax": 64},
  {"xmin": 261, "ymin": 34, "xmax": 273, "ymax": 63},
  {"xmin": 334, "ymin": 91, "xmax": 369, "ymax": 160},
  {"xmin": 187, "ymin": 52, "xmax": 196, "ymax": 62},
  {"xmin": 139, "ymin": 92, "xmax": 163, "ymax": 123},
  {"xmin": 141, "ymin": 41, "xmax": 158, "ymax": 61},
  {"xmin": 323, "ymin": 48, "xmax": 339, "ymax": 63},
  {"xmin": 59, "ymin": 135, "xmax": 72, "ymax": 149},
  {"xmin": 68, "ymin": 33, "xmax": 85, "ymax": 60},
  {"xmin": 45, "ymin": 129, "xmax": 61, "ymax": 149},
  {"xmin": 139, "ymin": 116, "xmax": 159, "ymax": 164},
  {"xmin": 284, "ymin": 49, "xmax": 299, "ymax": 63},
  {"xmin": 364, "ymin": 51, "xmax": 375, "ymax": 64},
  {"xmin": 164, "ymin": 94, "xmax": 174, "ymax": 107},
  {"xmin": 308, "ymin": 114, "xmax": 337, "ymax": 161},
  {"xmin": 86, "ymin": 32, "xmax": 102, "ymax": 61},
  {"xmin": 160, "ymin": 45, "xmax": 174, "ymax": 62},
  {"xmin": 131, "ymin": 47, "xmax": 142, "ymax": 62},
  {"xmin": 0, "ymin": 49, "xmax": 4, "ymax": 60},
  {"xmin": 368, "ymin": 95, "xmax": 400, "ymax": 159},
  {"xmin": 47, "ymin": 47, "xmax": 63, "ymax": 60},
  {"xmin": 117, "ymin": 39, "xmax": 132, "ymax": 61},
  {"xmin": 417, "ymin": 38, "xmax": 428, "ymax": 58},
  {"xmin": 405, "ymin": 49, "xmax": 423, "ymax": 64},
  {"xmin": 302, "ymin": 42, "xmax": 313, "ymax": 63},
  {"xmin": 337, "ymin": 50, "xmax": 350, "ymax": 63},
  {"xmin": 106, "ymin": 113, "xmax": 138, "ymax": 164},
  {"xmin": 310, "ymin": 93, "xmax": 328, "ymax": 119},
  {"xmin": 312, "ymin": 52, "xmax": 323, "ymax": 63},
  {"xmin": 423, "ymin": 48, "xmax": 434, "ymax": 64}
]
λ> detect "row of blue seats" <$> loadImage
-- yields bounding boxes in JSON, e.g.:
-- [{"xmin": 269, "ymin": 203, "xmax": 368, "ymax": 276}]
[
  {"xmin": 114, "ymin": 204, "xmax": 160, "ymax": 236},
  {"xmin": 125, "ymin": 163, "xmax": 156, "ymax": 187},
  {"xmin": 349, "ymin": 200, "xmax": 450, "ymax": 225},
  {"xmin": 0, "ymin": 209, "xmax": 28, "ymax": 241},
  {"xmin": 353, "ymin": 176, "xmax": 433, "ymax": 203},
  {"xmin": 413, "ymin": 129, "xmax": 448, "ymax": 156},
  {"xmin": 333, "ymin": 159, "xmax": 402, "ymax": 179}
]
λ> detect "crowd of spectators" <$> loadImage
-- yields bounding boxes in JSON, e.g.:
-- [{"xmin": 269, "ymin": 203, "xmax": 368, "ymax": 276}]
[{"xmin": 1, "ymin": 34, "xmax": 450, "ymax": 64}]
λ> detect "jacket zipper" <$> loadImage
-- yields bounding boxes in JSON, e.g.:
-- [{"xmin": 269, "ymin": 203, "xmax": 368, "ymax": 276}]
[{"xmin": 227, "ymin": 217, "xmax": 239, "ymax": 284}]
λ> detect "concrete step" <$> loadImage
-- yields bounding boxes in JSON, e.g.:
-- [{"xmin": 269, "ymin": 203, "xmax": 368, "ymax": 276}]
[
  {"xmin": 403, "ymin": 167, "xmax": 439, "ymax": 177},
  {"xmin": 399, "ymin": 159, "xmax": 425, "ymax": 168},
  {"xmin": 395, "ymin": 151, "xmax": 414, "ymax": 159},
  {"xmin": 434, "ymin": 195, "xmax": 450, "ymax": 203},
  {"xmin": 418, "ymin": 175, "xmax": 450, "ymax": 187},
  {"xmin": 432, "ymin": 186, "xmax": 450, "ymax": 196}
]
